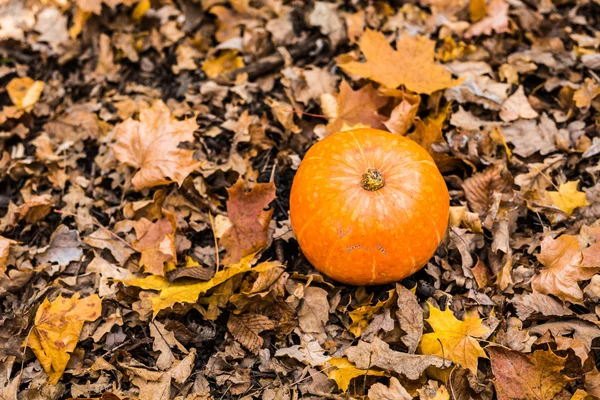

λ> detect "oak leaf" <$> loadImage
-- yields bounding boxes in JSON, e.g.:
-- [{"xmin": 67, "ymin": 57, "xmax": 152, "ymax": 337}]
[
  {"xmin": 418, "ymin": 303, "xmax": 491, "ymax": 374},
  {"xmin": 324, "ymin": 80, "xmax": 387, "ymax": 133},
  {"xmin": 339, "ymin": 29, "xmax": 459, "ymax": 94},
  {"xmin": 23, "ymin": 294, "xmax": 102, "ymax": 384},
  {"xmin": 548, "ymin": 180, "xmax": 589, "ymax": 215},
  {"xmin": 6, "ymin": 77, "xmax": 44, "ymax": 112},
  {"xmin": 112, "ymin": 100, "xmax": 202, "ymax": 191},
  {"xmin": 220, "ymin": 179, "xmax": 276, "ymax": 265},
  {"xmin": 227, "ymin": 313, "xmax": 276, "ymax": 354},
  {"xmin": 347, "ymin": 337, "xmax": 451, "ymax": 380},
  {"xmin": 326, "ymin": 357, "xmax": 386, "ymax": 392},
  {"xmin": 121, "ymin": 254, "xmax": 281, "ymax": 317},
  {"xmin": 532, "ymin": 234, "xmax": 600, "ymax": 304},
  {"xmin": 487, "ymin": 346, "xmax": 569, "ymax": 400}
]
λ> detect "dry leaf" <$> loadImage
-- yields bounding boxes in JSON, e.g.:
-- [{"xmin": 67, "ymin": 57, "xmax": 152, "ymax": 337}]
[
  {"xmin": 532, "ymin": 234, "xmax": 600, "ymax": 304},
  {"xmin": 499, "ymin": 86, "xmax": 539, "ymax": 122},
  {"xmin": 220, "ymin": 179, "xmax": 276, "ymax": 265},
  {"xmin": 462, "ymin": 163, "xmax": 513, "ymax": 217},
  {"xmin": 150, "ymin": 320, "xmax": 187, "ymax": 370},
  {"xmin": 419, "ymin": 303, "xmax": 491, "ymax": 374},
  {"xmin": 384, "ymin": 94, "xmax": 421, "ymax": 135},
  {"xmin": 6, "ymin": 77, "xmax": 45, "ymax": 112},
  {"xmin": 368, "ymin": 377, "xmax": 412, "ymax": 400},
  {"xmin": 325, "ymin": 80, "xmax": 387, "ymax": 133},
  {"xmin": 23, "ymin": 294, "xmax": 102, "ymax": 384},
  {"xmin": 465, "ymin": 0, "xmax": 510, "ymax": 38},
  {"xmin": 510, "ymin": 292, "xmax": 574, "ymax": 320},
  {"xmin": 202, "ymin": 50, "xmax": 244, "ymax": 79},
  {"xmin": 548, "ymin": 180, "xmax": 589, "ymax": 215},
  {"xmin": 347, "ymin": 337, "xmax": 451, "ymax": 380},
  {"xmin": 298, "ymin": 286, "xmax": 329, "ymax": 335},
  {"xmin": 36, "ymin": 225, "xmax": 83, "ymax": 267},
  {"xmin": 327, "ymin": 357, "xmax": 386, "ymax": 392},
  {"xmin": 488, "ymin": 346, "xmax": 569, "ymax": 400},
  {"xmin": 132, "ymin": 214, "xmax": 177, "ymax": 277},
  {"xmin": 348, "ymin": 289, "xmax": 396, "ymax": 337},
  {"xmin": 501, "ymin": 113, "xmax": 568, "ymax": 158},
  {"xmin": 395, "ymin": 284, "xmax": 423, "ymax": 353},
  {"xmin": 0, "ymin": 236, "xmax": 18, "ymax": 275},
  {"xmin": 112, "ymin": 100, "xmax": 202, "ymax": 191},
  {"xmin": 227, "ymin": 313, "xmax": 276, "ymax": 354},
  {"xmin": 339, "ymin": 29, "xmax": 459, "ymax": 94}
]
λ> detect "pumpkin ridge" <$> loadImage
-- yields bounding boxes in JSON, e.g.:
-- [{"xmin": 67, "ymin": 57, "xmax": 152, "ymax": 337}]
[{"xmin": 348, "ymin": 130, "xmax": 369, "ymax": 166}]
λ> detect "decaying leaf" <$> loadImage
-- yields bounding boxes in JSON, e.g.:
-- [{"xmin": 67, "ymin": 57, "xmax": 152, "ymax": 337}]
[
  {"xmin": 112, "ymin": 100, "xmax": 202, "ymax": 191},
  {"xmin": 220, "ymin": 179, "xmax": 276, "ymax": 265},
  {"xmin": 395, "ymin": 284, "xmax": 423, "ymax": 353},
  {"xmin": 326, "ymin": 357, "xmax": 386, "ymax": 392},
  {"xmin": 488, "ymin": 346, "xmax": 569, "ymax": 400},
  {"xmin": 348, "ymin": 289, "xmax": 396, "ymax": 337},
  {"xmin": 131, "ymin": 213, "xmax": 177, "ymax": 277},
  {"xmin": 339, "ymin": 29, "xmax": 459, "ymax": 94},
  {"xmin": 419, "ymin": 303, "xmax": 491, "ymax": 374},
  {"xmin": 35, "ymin": 225, "xmax": 83, "ymax": 267},
  {"xmin": 368, "ymin": 377, "xmax": 412, "ymax": 400},
  {"xmin": 347, "ymin": 337, "xmax": 451, "ymax": 380},
  {"xmin": 462, "ymin": 163, "xmax": 513, "ymax": 217},
  {"xmin": 0, "ymin": 236, "xmax": 18, "ymax": 275},
  {"xmin": 23, "ymin": 294, "xmax": 102, "ymax": 384},
  {"xmin": 227, "ymin": 313, "xmax": 275, "ymax": 354}
]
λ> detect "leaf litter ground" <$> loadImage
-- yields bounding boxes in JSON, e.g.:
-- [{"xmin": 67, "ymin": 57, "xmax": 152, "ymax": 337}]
[{"xmin": 2, "ymin": 0, "xmax": 600, "ymax": 399}]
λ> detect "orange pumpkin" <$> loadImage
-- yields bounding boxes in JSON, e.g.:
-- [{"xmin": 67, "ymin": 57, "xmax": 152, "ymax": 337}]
[{"xmin": 290, "ymin": 128, "xmax": 449, "ymax": 285}]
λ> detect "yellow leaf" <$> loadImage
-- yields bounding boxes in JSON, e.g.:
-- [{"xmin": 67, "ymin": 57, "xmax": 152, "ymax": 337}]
[
  {"xmin": 6, "ymin": 77, "xmax": 45, "ymax": 112},
  {"xmin": 418, "ymin": 303, "xmax": 491, "ymax": 374},
  {"xmin": 348, "ymin": 289, "xmax": 396, "ymax": 337},
  {"xmin": 121, "ymin": 253, "xmax": 281, "ymax": 317},
  {"xmin": 131, "ymin": 0, "xmax": 150, "ymax": 21},
  {"xmin": 23, "ymin": 294, "xmax": 102, "ymax": 384},
  {"xmin": 326, "ymin": 357, "xmax": 386, "ymax": 392},
  {"xmin": 68, "ymin": 9, "xmax": 90, "ymax": 39},
  {"xmin": 339, "ymin": 29, "xmax": 460, "ymax": 94},
  {"xmin": 548, "ymin": 180, "xmax": 589, "ymax": 215},
  {"xmin": 202, "ymin": 50, "xmax": 244, "ymax": 79},
  {"xmin": 469, "ymin": 0, "xmax": 488, "ymax": 22}
]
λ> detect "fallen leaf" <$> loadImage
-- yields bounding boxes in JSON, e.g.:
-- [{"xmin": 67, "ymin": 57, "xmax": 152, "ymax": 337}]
[
  {"xmin": 499, "ymin": 86, "xmax": 539, "ymax": 122},
  {"xmin": 384, "ymin": 93, "xmax": 421, "ymax": 135},
  {"xmin": 220, "ymin": 179, "xmax": 276, "ymax": 265},
  {"xmin": 325, "ymin": 80, "xmax": 388, "ymax": 133},
  {"xmin": 227, "ymin": 313, "xmax": 276, "ymax": 354},
  {"xmin": 23, "ymin": 294, "xmax": 102, "ymax": 384},
  {"xmin": 501, "ymin": 113, "xmax": 569, "ymax": 158},
  {"xmin": 6, "ymin": 77, "xmax": 45, "ymax": 112},
  {"xmin": 298, "ymin": 286, "xmax": 329, "ymax": 335},
  {"xmin": 419, "ymin": 303, "xmax": 491, "ymax": 374},
  {"xmin": 339, "ymin": 29, "xmax": 459, "ymax": 94},
  {"xmin": 326, "ymin": 357, "xmax": 386, "ymax": 392},
  {"xmin": 202, "ymin": 50, "xmax": 244, "ymax": 79},
  {"xmin": 122, "ymin": 255, "xmax": 281, "ymax": 317},
  {"xmin": 548, "ymin": 180, "xmax": 589, "ymax": 216},
  {"xmin": 150, "ymin": 320, "xmax": 187, "ymax": 370},
  {"xmin": 347, "ymin": 337, "xmax": 451, "ymax": 380},
  {"xmin": 462, "ymin": 163, "xmax": 513, "ymax": 217},
  {"xmin": 309, "ymin": 2, "xmax": 345, "ymax": 48},
  {"xmin": 528, "ymin": 319, "xmax": 600, "ymax": 363},
  {"xmin": 510, "ymin": 292, "xmax": 574, "ymax": 320},
  {"xmin": 465, "ymin": 0, "xmax": 510, "ymax": 38},
  {"xmin": 275, "ymin": 336, "xmax": 331, "ymax": 366},
  {"xmin": 348, "ymin": 289, "xmax": 396, "ymax": 337},
  {"xmin": 532, "ymin": 234, "xmax": 599, "ymax": 304},
  {"xmin": 36, "ymin": 225, "xmax": 83, "ymax": 267},
  {"xmin": 368, "ymin": 377, "xmax": 411, "ymax": 400},
  {"xmin": 112, "ymin": 100, "xmax": 202, "ymax": 191},
  {"xmin": 132, "ymin": 214, "xmax": 177, "ymax": 276},
  {"xmin": 0, "ymin": 236, "xmax": 18, "ymax": 275},
  {"xmin": 487, "ymin": 346, "xmax": 569, "ymax": 400},
  {"xmin": 34, "ymin": 7, "xmax": 69, "ymax": 52},
  {"xmin": 84, "ymin": 228, "xmax": 135, "ymax": 266},
  {"xmin": 395, "ymin": 284, "xmax": 423, "ymax": 353},
  {"xmin": 418, "ymin": 380, "xmax": 451, "ymax": 400}
]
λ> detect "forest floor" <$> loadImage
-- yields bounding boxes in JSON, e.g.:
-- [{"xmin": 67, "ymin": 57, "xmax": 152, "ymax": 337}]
[{"xmin": 2, "ymin": 0, "xmax": 600, "ymax": 399}]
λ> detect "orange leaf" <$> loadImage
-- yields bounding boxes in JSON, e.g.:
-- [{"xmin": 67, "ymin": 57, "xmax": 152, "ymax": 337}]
[
  {"xmin": 326, "ymin": 80, "xmax": 387, "ymax": 133},
  {"xmin": 339, "ymin": 30, "xmax": 459, "ymax": 94}
]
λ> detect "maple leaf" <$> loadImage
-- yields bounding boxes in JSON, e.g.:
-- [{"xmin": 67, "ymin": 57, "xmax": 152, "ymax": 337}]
[
  {"xmin": 23, "ymin": 294, "xmax": 102, "ymax": 384},
  {"xmin": 548, "ymin": 180, "xmax": 589, "ymax": 215},
  {"xmin": 487, "ymin": 346, "xmax": 569, "ymax": 400},
  {"xmin": 112, "ymin": 100, "xmax": 202, "ymax": 191},
  {"xmin": 531, "ymin": 234, "xmax": 600, "ymax": 304},
  {"xmin": 132, "ymin": 212, "xmax": 177, "ymax": 277},
  {"xmin": 227, "ymin": 313, "xmax": 276, "ymax": 354},
  {"xmin": 220, "ymin": 179, "xmax": 276, "ymax": 265},
  {"xmin": 0, "ymin": 236, "xmax": 18, "ymax": 275},
  {"xmin": 418, "ymin": 303, "xmax": 491, "ymax": 374},
  {"xmin": 339, "ymin": 29, "xmax": 459, "ymax": 94},
  {"xmin": 121, "ymin": 254, "xmax": 281, "ymax": 317},
  {"xmin": 326, "ymin": 357, "xmax": 386, "ymax": 392},
  {"xmin": 6, "ymin": 77, "xmax": 44, "ymax": 112},
  {"xmin": 323, "ymin": 80, "xmax": 387, "ymax": 133}
]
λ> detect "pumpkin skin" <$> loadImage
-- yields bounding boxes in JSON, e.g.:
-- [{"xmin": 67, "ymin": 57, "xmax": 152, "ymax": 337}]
[{"xmin": 290, "ymin": 128, "xmax": 449, "ymax": 285}]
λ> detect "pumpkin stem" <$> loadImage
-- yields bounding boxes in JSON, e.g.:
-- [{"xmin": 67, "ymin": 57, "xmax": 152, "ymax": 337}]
[{"xmin": 361, "ymin": 168, "xmax": 385, "ymax": 191}]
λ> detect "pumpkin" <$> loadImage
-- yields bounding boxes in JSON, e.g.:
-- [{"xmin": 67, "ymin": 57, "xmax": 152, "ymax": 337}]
[{"xmin": 290, "ymin": 128, "xmax": 449, "ymax": 285}]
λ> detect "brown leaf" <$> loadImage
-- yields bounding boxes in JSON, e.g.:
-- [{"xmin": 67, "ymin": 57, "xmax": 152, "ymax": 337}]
[
  {"xmin": 298, "ymin": 286, "xmax": 330, "ymax": 335},
  {"xmin": 462, "ymin": 163, "xmax": 513, "ymax": 217},
  {"xmin": 325, "ymin": 80, "xmax": 387, "ymax": 133},
  {"xmin": 227, "ymin": 313, "xmax": 276, "ymax": 354},
  {"xmin": 384, "ymin": 93, "xmax": 421, "ymax": 135},
  {"xmin": 220, "ymin": 179, "xmax": 276, "ymax": 265},
  {"xmin": 368, "ymin": 377, "xmax": 412, "ymax": 400},
  {"xmin": 510, "ymin": 292, "xmax": 574, "ymax": 320},
  {"xmin": 395, "ymin": 284, "xmax": 423, "ymax": 353},
  {"xmin": 499, "ymin": 85, "xmax": 539, "ymax": 122},
  {"xmin": 112, "ymin": 100, "xmax": 202, "ymax": 191},
  {"xmin": 132, "ymin": 214, "xmax": 177, "ymax": 277},
  {"xmin": 346, "ymin": 337, "xmax": 451, "ymax": 380},
  {"xmin": 36, "ymin": 225, "xmax": 83, "ymax": 267},
  {"xmin": 532, "ymin": 235, "xmax": 600, "ymax": 304},
  {"xmin": 487, "ymin": 346, "xmax": 568, "ymax": 400},
  {"xmin": 465, "ymin": 0, "xmax": 510, "ymax": 38},
  {"xmin": 339, "ymin": 29, "xmax": 459, "ymax": 94},
  {"xmin": 0, "ymin": 236, "xmax": 18, "ymax": 275}
]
